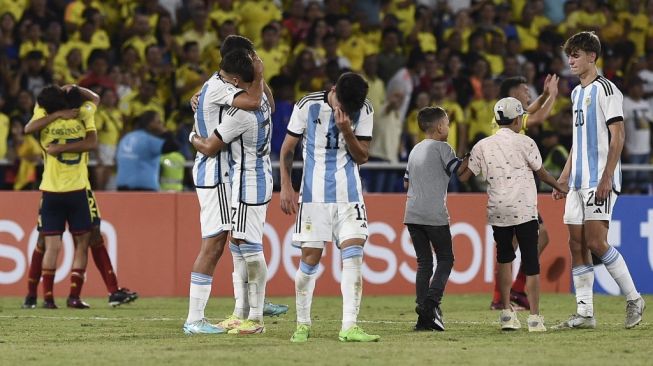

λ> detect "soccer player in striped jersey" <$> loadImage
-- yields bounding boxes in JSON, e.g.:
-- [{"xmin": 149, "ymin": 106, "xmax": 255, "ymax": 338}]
[
  {"xmin": 279, "ymin": 72, "xmax": 380, "ymax": 343},
  {"xmin": 190, "ymin": 48, "xmax": 273, "ymax": 335},
  {"xmin": 553, "ymin": 31, "xmax": 645, "ymax": 330}
]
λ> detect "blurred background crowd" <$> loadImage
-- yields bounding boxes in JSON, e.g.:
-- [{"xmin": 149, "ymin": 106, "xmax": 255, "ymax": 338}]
[{"xmin": 0, "ymin": 0, "xmax": 652, "ymax": 193}]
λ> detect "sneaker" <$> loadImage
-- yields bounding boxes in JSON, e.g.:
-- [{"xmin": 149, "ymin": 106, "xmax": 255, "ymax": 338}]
[
  {"xmin": 290, "ymin": 324, "xmax": 311, "ymax": 343},
  {"xmin": 22, "ymin": 296, "xmax": 37, "ymax": 309},
  {"xmin": 500, "ymin": 309, "xmax": 521, "ymax": 331},
  {"xmin": 183, "ymin": 318, "xmax": 226, "ymax": 334},
  {"xmin": 227, "ymin": 319, "xmax": 265, "ymax": 335},
  {"xmin": 510, "ymin": 290, "xmax": 530, "ymax": 310},
  {"xmin": 432, "ymin": 305, "xmax": 445, "ymax": 331},
  {"xmin": 414, "ymin": 304, "xmax": 437, "ymax": 331},
  {"xmin": 551, "ymin": 314, "xmax": 596, "ymax": 330},
  {"xmin": 67, "ymin": 297, "xmax": 90, "ymax": 309},
  {"xmin": 625, "ymin": 297, "xmax": 645, "ymax": 329},
  {"xmin": 263, "ymin": 300, "xmax": 289, "ymax": 316},
  {"xmin": 43, "ymin": 300, "xmax": 58, "ymax": 309},
  {"xmin": 217, "ymin": 314, "xmax": 244, "ymax": 330},
  {"xmin": 338, "ymin": 325, "xmax": 380, "ymax": 342},
  {"xmin": 109, "ymin": 288, "xmax": 138, "ymax": 307},
  {"xmin": 527, "ymin": 314, "xmax": 546, "ymax": 332}
]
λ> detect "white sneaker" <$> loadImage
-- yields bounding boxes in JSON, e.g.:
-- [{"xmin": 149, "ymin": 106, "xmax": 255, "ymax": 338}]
[
  {"xmin": 527, "ymin": 314, "xmax": 546, "ymax": 332},
  {"xmin": 552, "ymin": 314, "xmax": 596, "ymax": 330},
  {"xmin": 500, "ymin": 309, "xmax": 521, "ymax": 331},
  {"xmin": 625, "ymin": 297, "xmax": 645, "ymax": 329}
]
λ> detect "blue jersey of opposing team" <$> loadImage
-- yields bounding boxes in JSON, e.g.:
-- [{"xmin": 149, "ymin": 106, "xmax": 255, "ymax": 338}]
[
  {"xmin": 216, "ymin": 94, "xmax": 273, "ymax": 205},
  {"xmin": 287, "ymin": 91, "xmax": 374, "ymax": 203},
  {"xmin": 570, "ymin": 75, "xmax": 624, "ymax": 192},
  {"xmin": 192, "ymin": 73, "xmax": 244, "ymax": 188}
]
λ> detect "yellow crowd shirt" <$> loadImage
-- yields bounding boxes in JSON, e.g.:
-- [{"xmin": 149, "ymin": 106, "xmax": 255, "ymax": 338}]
[
  {"xmin": 95, "ymin": 107, "xmax": 123, "ymax": 146},
  {"xmin": 35, "ymin": 101, "xmax": 97, "ymax": 192}
]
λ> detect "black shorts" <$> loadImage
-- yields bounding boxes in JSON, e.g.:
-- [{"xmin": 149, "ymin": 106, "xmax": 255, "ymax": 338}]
[{"xmin": 38, "ymin": 190, "xmax": 98, "ymax": 235}]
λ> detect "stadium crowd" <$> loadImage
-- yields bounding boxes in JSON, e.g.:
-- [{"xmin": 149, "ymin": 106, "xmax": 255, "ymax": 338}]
[{"xmin": 0, "ymin": 0, "xmax": 651, "ymax": 193}]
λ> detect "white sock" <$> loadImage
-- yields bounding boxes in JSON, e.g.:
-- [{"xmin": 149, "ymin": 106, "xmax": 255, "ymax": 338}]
[
  {"xmin": 230, "ymin": 242, "xmax": 249, "ymax": 318},
  {"xmin": 241, "ymin": 243, "xmax": 268, "ymax": 322},
  {"xmin": 572, "ymin": 265, "xmax": 594, "ymax": 317},
  {"xmin": 187, "ymin": 272, "xmax": 212, "ymax": 323},
  {"xmin": 295, "ymin": 261, "xmax": 318, "ymax": 325},
  {"xmin": 341, "ymin": 246, "xmax": 364, "ymax": 331},
  {"xmin": 601, "ymin": 246, "xmax": 640, "ymax": 301}
]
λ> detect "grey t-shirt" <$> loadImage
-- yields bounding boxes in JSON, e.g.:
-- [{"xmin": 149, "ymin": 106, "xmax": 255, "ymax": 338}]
[{"xmin": 403, "ymin": 139, "xmax": 460, "ymax": 226}]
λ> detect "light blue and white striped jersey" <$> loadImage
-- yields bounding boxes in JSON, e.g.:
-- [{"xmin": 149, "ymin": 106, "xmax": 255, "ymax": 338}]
[
  {"xmin": 216, "ymin": 94, "xmax": 273, "ymax": 205},
  {"xmin": 287, "ymin": 91, "xmax": 374, "ymax": 203},
  {"xmin": 192, "ymin": 73, "xmax": 243, "ymax": 188},
  {"xmin": 570, "ymin": 75, "xmax": 624, "ymax": 192}
]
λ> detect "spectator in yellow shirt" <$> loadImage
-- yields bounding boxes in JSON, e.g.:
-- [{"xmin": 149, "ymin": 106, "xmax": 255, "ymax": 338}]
[
  {"xmin": 119, "ymin": 79, "xmax": 165, "ymax": 130},
  {"xmin": 54, "ymin": 47, "xmax": 83, "ymax": 85},
  {"xmin": 293, "ymin": 18, "xmax": 329, "ymax": 67},
  {"xmin": 10, "ymin": 117, "xmax": 41, "ymax": 190},
  {"xmin": 209, "ymin": 0, "xmax": 241, "ymax": 30},
  {"xmin": 142, "ymin": 44, "xmax": 174, "ymax": 106},
  {"xmin": 335, "ymin": 15, "xmax": 368, "ymax": 71},
  {"xmin": 123, "ymin": 12, "xmax": 157, "ymax": 62},
  {"xmin": 258, "ymin": 23, "xmax": 288, "ymax": 82},
  {"xmin": 466, "ymin": 78, "xmax": 498, "ymax": 145},
  {"xmin": 237, "ymin": 0, "xmax": 281, "ymax": 45},
  {"xmin": 19, "ymin": 22, "xmax": 50, "ymax": 60},
  {"xmin": 177, "ymin": 5, "xmax": 217, "ymax": 55},
  {"xmin": 94, "ymin": 88, "xmax": 123, "ymax": 190},
  {"xmin": 175, "ymin": 41, "xmax": 207, "ymax": 105}
]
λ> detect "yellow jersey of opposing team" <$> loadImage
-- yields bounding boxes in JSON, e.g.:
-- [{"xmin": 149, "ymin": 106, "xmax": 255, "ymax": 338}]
[{"xmin": 34, "ymin": 102, "xmax": 97, "ymax": 192}]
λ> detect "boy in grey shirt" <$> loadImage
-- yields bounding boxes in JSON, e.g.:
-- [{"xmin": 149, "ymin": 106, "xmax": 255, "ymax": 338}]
[{"xmin": 403, "ymin": 107, "xmax": 467, "ymax": 332}]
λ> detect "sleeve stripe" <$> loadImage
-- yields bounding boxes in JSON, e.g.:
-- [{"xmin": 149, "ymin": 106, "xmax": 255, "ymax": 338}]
[
  {"xmin": 597, "ymin": 77, "xmax": 613, "ymax": 96},
  {"xmin": 606, "ymin": 116, "xmax": 623, "ymax": 125},
  {"xmin": 214, "ymin": 129, "xmax": 223, "ymax": 140},
  {"xmin": 355, "ymin": 135, "xmax": 372, "ymax": 141},
  {"xmin": 445, "ymin": 158, "xmax": 459, "ymax": 176},
  {"xmin": 286, "ymin": 130, "xmax": 302, "ymax": 138},
  {"xmin": 600, "ymin": 76, "xmax": 614, "ymax": 95}
]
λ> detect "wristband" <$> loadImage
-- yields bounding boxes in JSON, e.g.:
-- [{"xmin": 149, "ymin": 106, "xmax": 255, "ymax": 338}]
[{"xmin": 188, "ymin": 131, "xmax": 197, "ymax": 143}]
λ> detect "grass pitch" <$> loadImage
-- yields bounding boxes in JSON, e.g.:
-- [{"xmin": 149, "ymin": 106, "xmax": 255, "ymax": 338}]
[{"xmin": 0, "ymin": 294, "xmax": 651, "ymax": 366}]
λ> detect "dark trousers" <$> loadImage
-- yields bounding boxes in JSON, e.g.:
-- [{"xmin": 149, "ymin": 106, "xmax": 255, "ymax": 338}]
[{"xmin": 407, "ymin": 224, "xmax": 454, "ymax": 307}]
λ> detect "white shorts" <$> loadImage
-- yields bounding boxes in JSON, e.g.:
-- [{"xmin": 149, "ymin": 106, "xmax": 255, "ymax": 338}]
[
  {"xmin": 98, "ymin": 144, "xmax": 116, "ymax": 165},
  {"xmin": 563, "ymin": 188, "xmax": 618, "ymax": 225},
  {"xmin": 231, "ymin": 201, "xmax": 268, "ymax": 244},
  {"xmin": 196, "ymin": 183, "xmax": 232, "ymax": 238},
  {"xmin": 292, "ymin": 202, "xmax": 369, "ymax": 249}
]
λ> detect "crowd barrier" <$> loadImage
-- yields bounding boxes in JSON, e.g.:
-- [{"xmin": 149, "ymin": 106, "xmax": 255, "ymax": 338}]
[{"xmin": 1, "ymin": 192, "xmax": 651, "ymax": 297}]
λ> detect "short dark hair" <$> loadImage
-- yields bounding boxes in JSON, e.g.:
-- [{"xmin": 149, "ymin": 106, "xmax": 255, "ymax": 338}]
[
  {"xmin": 335, "ymin": 72, "xmax": 369, "ymax": 117},
  {"xmin": 65, "ymin": 86, "xmax": 84, "ymax": 108},
  {"xmin": 136, "ymin": 110, "xmax": 159, "ymax": 130},
  {"xmin": 261, "ymin": 23, "xmax": 277, "ymax": 34},
  {"xmin": 499, "ymin": 76, "xmax": 527, "ymax": 98},
  {"xmin": 220, "ymin": 48, "xmax": 254, "ymax": 83},
  {"xmin": 417, "ymin": 107, "xmax": 447, "ymax": 132},
  {"xmin": 220, "ymin": 35, "xmax": 254, "ymax": 57},
  {"xmin": 87, "ymin": 49, "xmax": 109, "ymax": 66},
  {"xmin": 26, "ymin": 50, "xmax": 44, "ymax": 60},
  {"xmin": 563, "ymin": 31, "xmax": 601, "ymax": 59},
  {"xmin": 183, "ymin": 41, "xmax": 199, "ymax": 53},
  {"xmin": 37, "ymin": 86, "xmax": 67, "ymax": 114}
]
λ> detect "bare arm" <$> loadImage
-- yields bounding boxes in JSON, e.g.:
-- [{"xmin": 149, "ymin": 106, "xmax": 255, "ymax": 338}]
[
  {"xmin": 264, "ymin": 82, "xmax": 275, "ymax": 113},
  {"xmin": 536, "ymin": 166, "xmax": 569, "ymax": 193},
  {"xmin": 47, "ymin": 131, "xmax": 97, "ymax": 155},
  {"xmin": 526, "ymin": 75, "xmax": 559, "ymax": 127},
  {"xmin": 190, "ymin": 130, "xmax": 227, "ymax": 156},
  {"xmin": 335, "ymin": 107, "xmax": 369, "ymax": 164},
  {"xmin": 67, "ymin": 85, "xmax": 100, "ymax": 106},
  {"xmin": 553, "ymin": 151, "xmax": 573, "ymax": 200},
  {"xmin": 458, "ymin": 167, "xmax": 474, "ymax": 182},
  {"xmin": 596, "ymin": 121, "xmax": 624, "ymax": 200},
  {"xmin": 280, "ymin": 133, "xmax": 300, "ymax": 215},
  {"xmin": 24, "ymin": 109, "xmax": 79, "ymax": 134},
  {"xmin": 526, "ymin": 75, "xmax": 552, "ymax": 114}
]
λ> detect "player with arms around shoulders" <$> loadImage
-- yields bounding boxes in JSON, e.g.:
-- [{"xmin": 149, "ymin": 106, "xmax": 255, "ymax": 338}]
[
  {"xmin": 24, "ymin": 85, "xmax": 99, "ymax": 309},
  {"xmin": 553, "ymin": 31, "xmax": 645, "ymax": 330},
  {"xmin": 279, "ymin": 72, "xmax": 380, "ymax": 343},
  {"xmin": 23, "ymin": 86, "xmax": 137, "ymax": 309},
  {"xmin": 190, "ymin": 48, "xmax": 274, "ymax": 335}
]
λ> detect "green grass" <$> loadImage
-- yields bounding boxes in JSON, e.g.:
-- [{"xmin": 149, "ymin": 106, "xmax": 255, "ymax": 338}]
[{"xmin": 1, "ymin": 294, "xmax": 651, "ymax": 365}]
